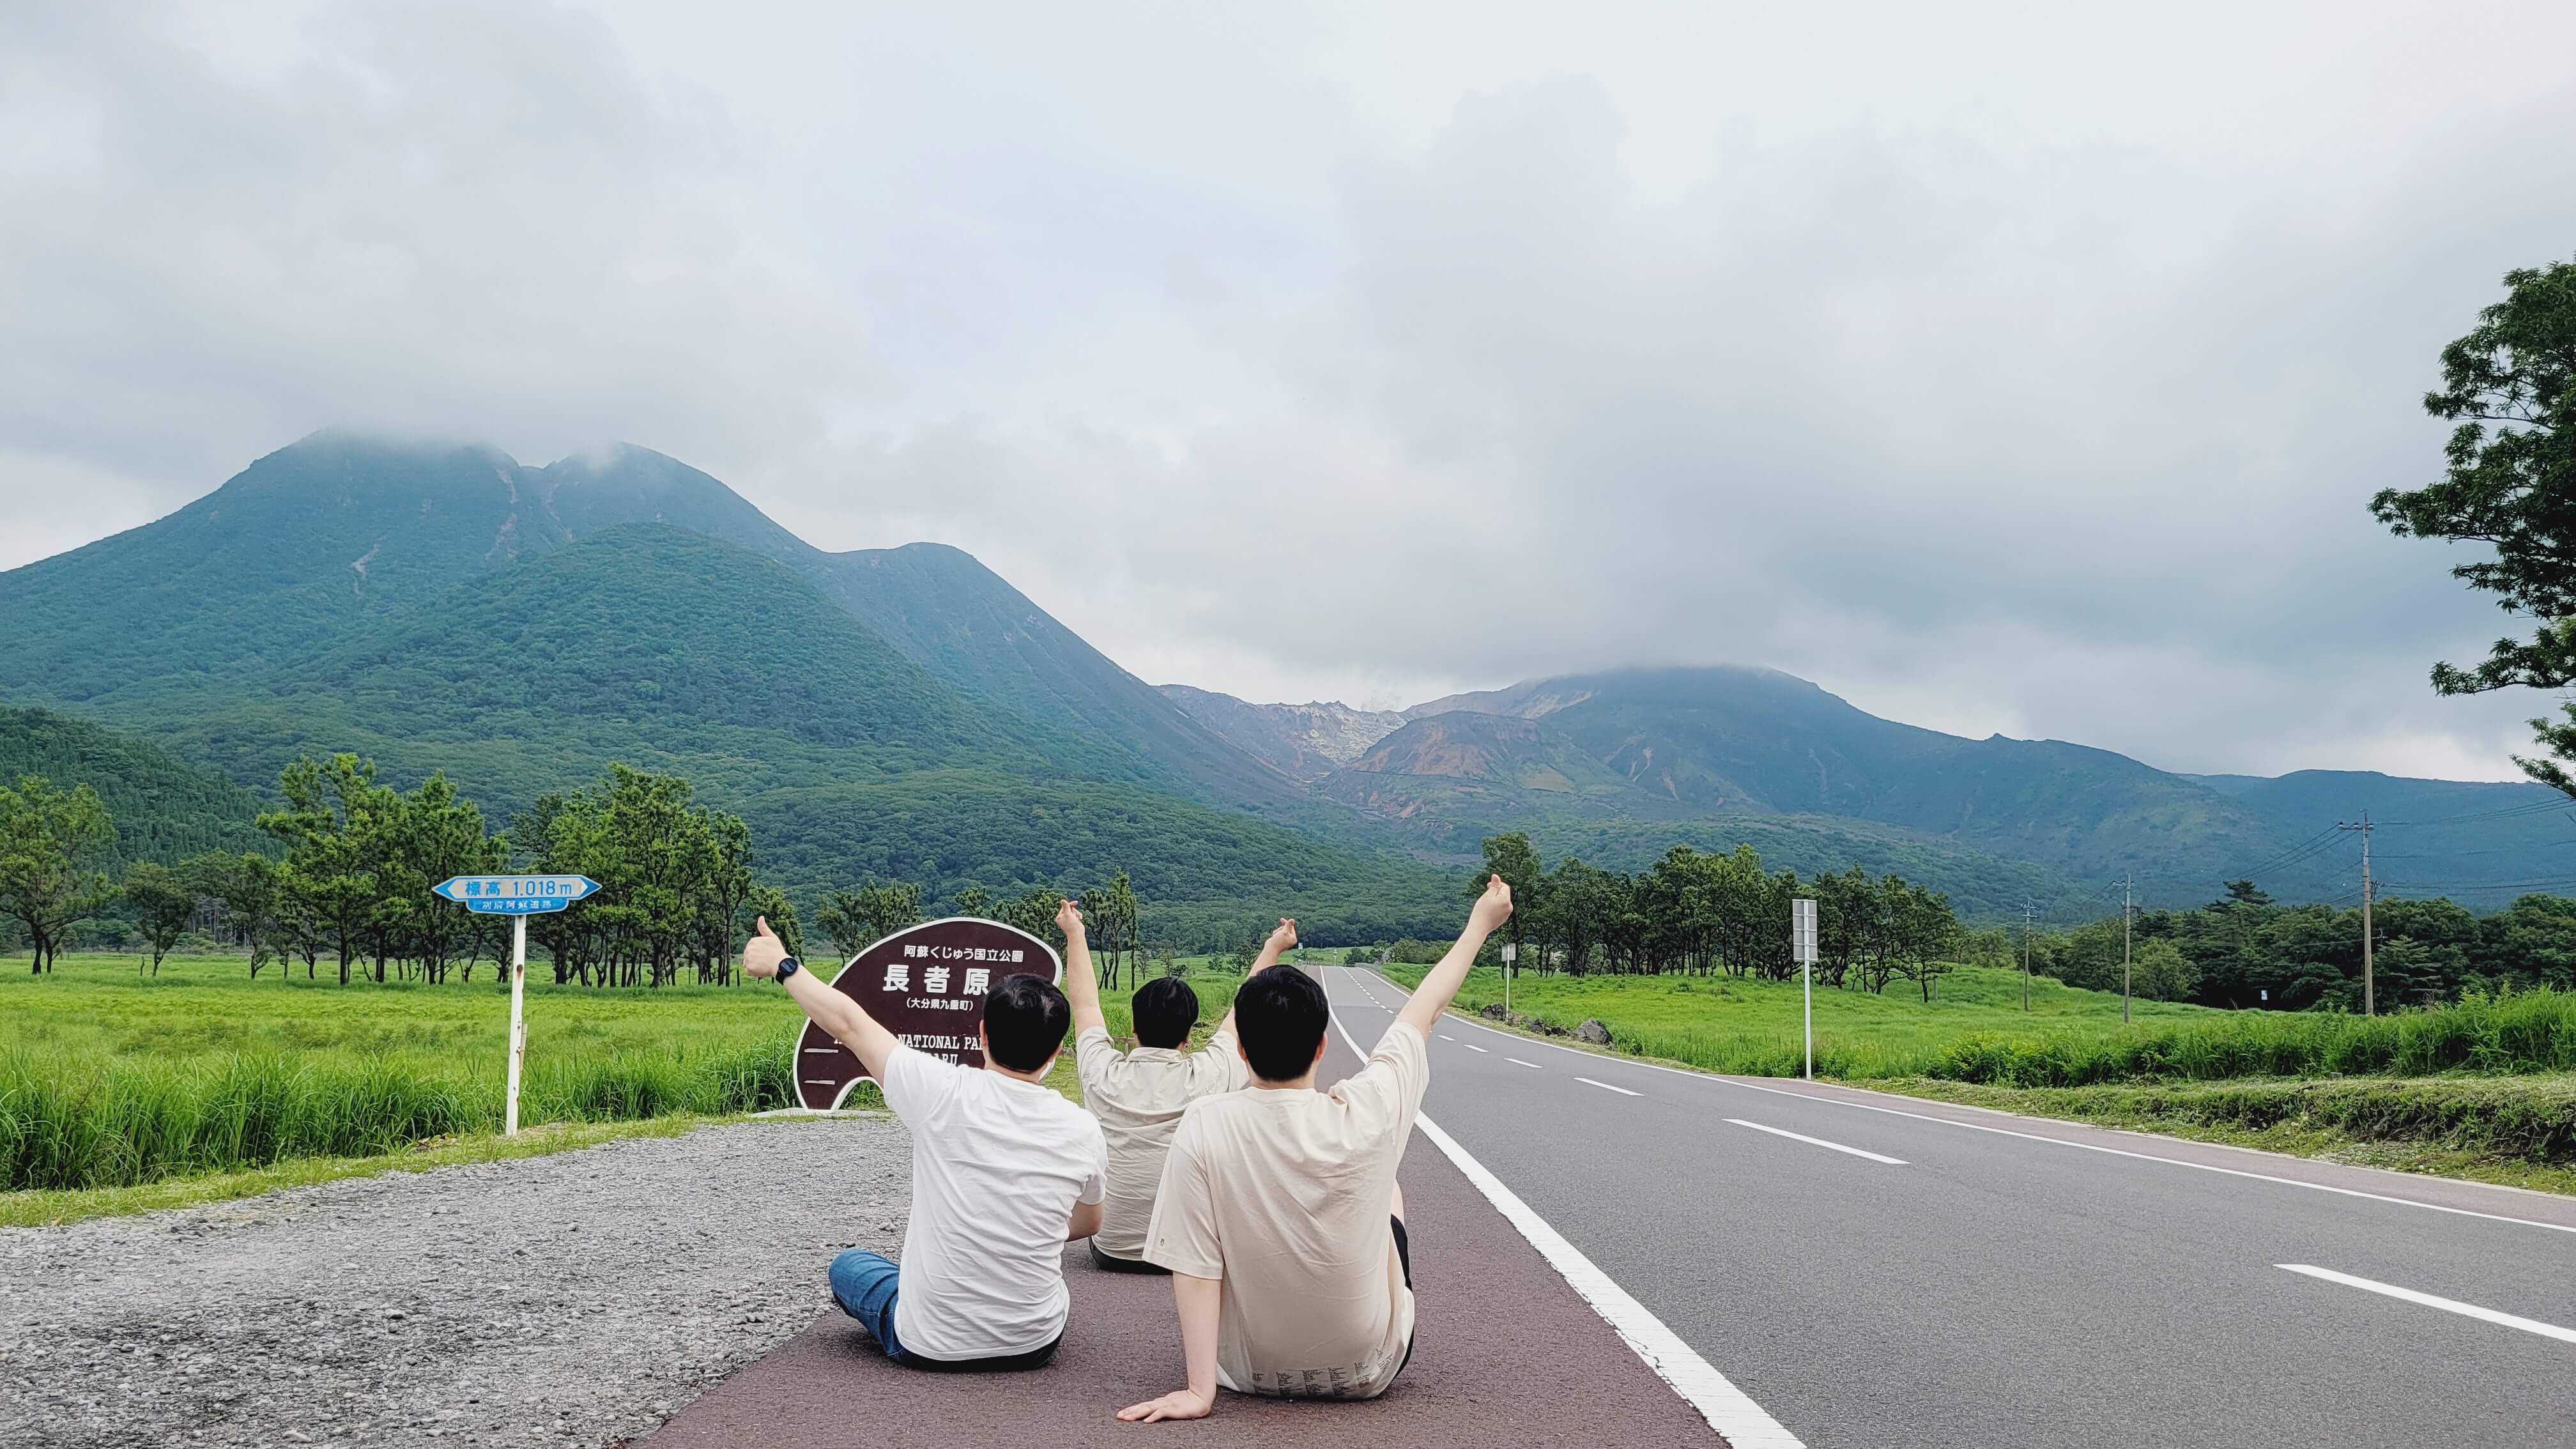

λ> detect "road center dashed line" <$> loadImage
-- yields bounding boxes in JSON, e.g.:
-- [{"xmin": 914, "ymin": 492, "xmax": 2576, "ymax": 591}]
[
  {"xmin": 2278, "ymin": 1264, "xmax": 2576, "ymax": 1344},
  {"xmin": 1577, "ymin": 1077, "xmax": 1642, "ymax": 1097},
  {"xmin": 1726, "ymin": 1118, "xmax": 1906, "ymax": 1165},
  {"xmin": 1506, "ymin": 1057, "xmax": 1542, "ymax": 1070}
]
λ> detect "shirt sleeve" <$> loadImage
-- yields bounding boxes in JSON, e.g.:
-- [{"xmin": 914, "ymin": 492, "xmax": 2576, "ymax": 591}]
[
  {"xmin": 1142, "ymin": 1108, "xmax": 1225, "ymax": 1279},
  {"xmin": 1075, "ymin": 1119, "xmax": 1108, "ymax": 1206},
  {"xmin": 1331, "ymin": 1020, "xmax": 1430, "ymax": 1137},
  {"xmin": 1192, "ymin": 1031, "xmax": 1252, "ymax": 1094},
  {"xmin": 876, "ymin": 1043, "xmax": 960, "ymax": 1124},
  {"xmin": 1073, "ymin": 1025, "xmax": 1116, "ymax": 1098}
]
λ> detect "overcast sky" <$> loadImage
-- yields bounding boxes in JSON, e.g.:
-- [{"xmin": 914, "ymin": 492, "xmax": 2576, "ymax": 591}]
[{"xmin": 8, "ymin": 1, "xmax": 2575, "ymax": 781}]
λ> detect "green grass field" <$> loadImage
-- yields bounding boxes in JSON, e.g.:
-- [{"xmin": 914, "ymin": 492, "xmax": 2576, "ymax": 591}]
[
  {"xmin": 1, "ymin": 948, "xmax": 1269, "ymax": 1209},
  {"xmin": 1381, "ymin": 961, "xmax": 2218, "ymax": 1078}
]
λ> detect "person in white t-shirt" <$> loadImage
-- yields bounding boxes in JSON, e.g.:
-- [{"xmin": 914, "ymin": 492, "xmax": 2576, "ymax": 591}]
[
  {"xmin": 1059, "ymin": 901, "xmax": 1294, "ymax": 1269},
  {"xmin": 740, "ymin": 916, "xmax": 1107, "ymax": 1370},
  {"xmin": 1119, "ymin": 876, "xmax": 1513, "ymax": 1422}
]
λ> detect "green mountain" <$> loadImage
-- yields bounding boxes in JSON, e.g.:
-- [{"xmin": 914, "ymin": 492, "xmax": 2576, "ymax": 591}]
[
  {"xmin": 1322, "ymin": 666, "xmax": 2570, "ymax": 907},
  {"xmin": 0, "ymin": 433, "xmax": 1294, "ymax": 813},
  {"xmin": 0, "ymin": 707, "xmax": 270, "ymax": 864}
]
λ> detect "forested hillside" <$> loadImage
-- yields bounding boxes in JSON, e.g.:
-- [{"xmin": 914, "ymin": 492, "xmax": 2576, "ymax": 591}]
[{"xmin": 0, "ymin": 707, "xmax": 269, "ymax": 863}]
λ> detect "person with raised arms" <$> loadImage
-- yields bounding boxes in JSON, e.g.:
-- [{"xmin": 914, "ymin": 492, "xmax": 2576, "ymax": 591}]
[
  {"xmin": 1058, "ymin": 901, "xmax": 1292, "ymax": 1271},
  {"xmin": 740, "ymin": 915, "xmax": 1106, "ymax": 1371},
  {"xmin": 1118, "ymin": 876, "xmax": 1513, "ymax": 1422}
]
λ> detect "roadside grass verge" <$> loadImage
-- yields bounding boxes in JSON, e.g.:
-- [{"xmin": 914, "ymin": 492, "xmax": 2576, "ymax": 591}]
[
  {"xmin": 3, "ymin": 951, "xmax": 1246, "ymax": 1205},
  {"xmin": 1376, "ymin": 963, "xmax": 2576, "ymax": 1194},
  {"xmin": 1877, "ymin": 1075, "xmax": 2576, "ymax": 1197}
]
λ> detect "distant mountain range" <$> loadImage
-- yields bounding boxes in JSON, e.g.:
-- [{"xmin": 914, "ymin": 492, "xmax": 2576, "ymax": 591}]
[{"xmin": 4, "ymin": 430, "xmax": 2567, "ymax": 930}]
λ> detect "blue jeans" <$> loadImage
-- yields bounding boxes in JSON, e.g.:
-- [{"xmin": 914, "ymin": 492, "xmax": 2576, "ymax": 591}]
[{"xmin": 827, "ymin": 1249, "xmax": 1063, "ymax": 1373}]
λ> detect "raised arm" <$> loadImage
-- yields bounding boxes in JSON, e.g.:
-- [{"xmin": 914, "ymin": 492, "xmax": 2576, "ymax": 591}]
[
  {"xmin": 744, "ymin": 916, "xmax": 900, "ymax": 1078},
  {"xmin": 1396, "ymin": 875, "xmax": 1511, "ymax": 1039},
  {"xmin": 1057, "ymin": 899, "xmax": 1106, "ymax": 1036}
]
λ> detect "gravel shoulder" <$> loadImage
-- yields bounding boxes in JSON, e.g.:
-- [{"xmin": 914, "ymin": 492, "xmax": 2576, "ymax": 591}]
[{"xmin": 1, "ymin": 1117, "xmax": 910, "ymax": 1449}]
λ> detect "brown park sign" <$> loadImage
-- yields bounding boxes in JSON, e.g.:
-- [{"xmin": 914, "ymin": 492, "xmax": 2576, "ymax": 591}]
[{"xmin": 793, "ymin": 917, "xmax": 1063, "ymax": 1110}]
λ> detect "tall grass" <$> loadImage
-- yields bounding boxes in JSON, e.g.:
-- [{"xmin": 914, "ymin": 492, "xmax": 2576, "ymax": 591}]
[
  {"xmin": 1517, "ymin": 984, "xmax": 2576, "ymax": 1086},
  {"xmin": 0, "ymin": 1040, "xmax": 807, "ymax": 1192},
  {"xmin": 1918, "ymin": 986, "xmax": 2576, "ymax": 1087}
]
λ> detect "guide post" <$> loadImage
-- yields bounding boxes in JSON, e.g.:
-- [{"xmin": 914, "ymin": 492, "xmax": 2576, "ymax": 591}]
[
  {"xmin": 433, "ymin": 873, "xmax": 602, "ymax": 1135},
  {"xmin": 1791, "ymin": 898, "xmax": 1819, "ymax": 1081},
  {"xmin": 1501, "ymin": 940, "xmax": 1517, "ymax": 1015}
]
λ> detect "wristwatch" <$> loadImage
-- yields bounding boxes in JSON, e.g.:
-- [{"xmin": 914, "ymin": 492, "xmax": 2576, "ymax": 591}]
[{"xmin": 774, "ymin": 956, "xmax": 801, "ymax": 983}]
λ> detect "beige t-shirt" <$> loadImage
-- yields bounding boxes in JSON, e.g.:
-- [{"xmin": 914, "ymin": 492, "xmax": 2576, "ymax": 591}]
[
  {"xmin": 1143, "ymin": 1020, "xmax": 1428, "ymax": 1399},
  {"xmin": 1073, "ymin": 1024, "xmax": 1252, "ymax": 1261}
]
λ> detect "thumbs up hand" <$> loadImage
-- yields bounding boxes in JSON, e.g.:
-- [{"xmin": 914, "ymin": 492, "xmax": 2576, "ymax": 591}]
[{"xmin": 744, "ymin": 916, "xmax": 789, "ymax": 979}]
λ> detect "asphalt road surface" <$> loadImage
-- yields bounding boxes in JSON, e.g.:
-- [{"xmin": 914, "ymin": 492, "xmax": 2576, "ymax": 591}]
[{"xmin": 1321, "ymin": 965, "xmax": 2576, "ymax": 1449}]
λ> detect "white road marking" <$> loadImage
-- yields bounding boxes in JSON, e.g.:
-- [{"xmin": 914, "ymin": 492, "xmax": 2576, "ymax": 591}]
[
  {"xmin": 1726, "ymin": 1118, "xmax": 1906, "ymax": 1165},
  {"xmin": 1439, "ymin": 1033, "xmax": 1457, "ymax": 1041},
  {"xmin": 1577, "ymin": 1077, "xmax": 1643, "ymax": 1097},
  {"xmin": 1322, "ymin": 983, "xmax": 1804, "ymax": 1449},
  {"xmin": 1507, "ymin": 1057, "xmax": 1543, "ymax": 1070},
  {"xmin": 1462, "ymin": 1042, "xmax": 1489, "ymax": 1054},
  {"xmin": 1344, "ymin": 968, "xmax": 2576, "ymax": 1238},
  {"xmin": 2277, "ymin": 1265, "xmax": 2576, "ymax": 1344}
]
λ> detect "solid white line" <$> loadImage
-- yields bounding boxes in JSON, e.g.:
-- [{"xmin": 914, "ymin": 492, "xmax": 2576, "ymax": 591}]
[
  {"xmin": 2278, "ymin": 1265, "xmax": 2576, "ymax": 1344},
  {"xmin": 1577, "ymin": 1077, "xmax": 1643, "ymax": 1098},
  {"xmin": 1344, "ymin": 969, "xmax": 2576, "ymax": 1238},
  {"xmin": 1506, "ymin": 1057, "xmax": 1542, "ymax": 1070},
  {"xmin": 1323, "ymin": 990, "xmax": 1802, "ymax": 1448},
  {"xmin": 1726, "ymin": 1118, "xmax": 1906, "ymax": 1165}
]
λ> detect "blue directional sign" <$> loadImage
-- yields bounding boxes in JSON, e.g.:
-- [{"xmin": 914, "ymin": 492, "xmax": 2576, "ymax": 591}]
[{"xmin": 433, "ymin": 875, "xmax": 602, "ymax": 915}]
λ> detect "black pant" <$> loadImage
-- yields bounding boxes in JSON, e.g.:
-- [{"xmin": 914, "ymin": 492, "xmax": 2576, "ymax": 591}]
[{"xmin": 1089, "ymin": 1239, "xmax": 1171, "ymax": 1275}]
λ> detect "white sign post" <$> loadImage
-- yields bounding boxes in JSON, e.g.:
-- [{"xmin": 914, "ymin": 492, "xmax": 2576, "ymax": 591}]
[
  {"xmin": 433, "ymin": 874, "xmax": 602, "ymax": 1134},
  {"xmin": 1500, "ymin": 940, "xmax": 1518, "ymax": 1015},
  {"xmin": 1791, "ymin": 898, "xmax": 1819, "ymax": 1081}
]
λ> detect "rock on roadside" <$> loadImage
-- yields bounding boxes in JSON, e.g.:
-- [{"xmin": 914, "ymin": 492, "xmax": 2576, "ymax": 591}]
[{"xmin": 0, "ymin": 1118, "xmax": 910, "ymax": 1449}]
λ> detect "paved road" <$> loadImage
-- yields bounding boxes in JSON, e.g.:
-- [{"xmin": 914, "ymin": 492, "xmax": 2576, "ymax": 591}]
[
  {"xmin": 644, "ymin": 1023, "xmax": 1718, "ymax": 1448},
  {"xmin": 1322, "ymin": 965, "xmax": 2576, "ymax": 1449}
]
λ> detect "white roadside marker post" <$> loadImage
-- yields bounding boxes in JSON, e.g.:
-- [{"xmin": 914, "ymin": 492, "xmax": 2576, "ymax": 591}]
[
  {"xmin": 433, "ymin": 873, "xmax": 602, "ymax": 1137},
  {"xmin": 1791, "ymin": 898, "xmax": 1818, "ymax": 1081},
  {"xmin": 1502, "ymin": 940, "xmax": 1517, "ymax": 1015}
]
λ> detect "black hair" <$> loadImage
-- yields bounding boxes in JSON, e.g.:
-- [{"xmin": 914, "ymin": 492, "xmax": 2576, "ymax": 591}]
[
  {"xmin": 1130, "ymin": 976, "xmax": 1200, "ymax": 1049},
  {"xmin": 1232, "ymin": 964, "xmax": 1328, "ymax": 1081},
  {"xmin": 982, "ymin": 974, "xmax": 1072, "ymax": 1072}
]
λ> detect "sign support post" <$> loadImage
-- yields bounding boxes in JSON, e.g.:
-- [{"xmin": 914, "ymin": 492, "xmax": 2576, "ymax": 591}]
[
  {"xmin": 433, "ymin": 873, "xmax": 601, "ymax": 1137},
  {"xmin": 506, "ymin": 915, "xmax": 528, "ymax": 1135},
  {"xmin": 1791, "ymin": 898, "xmax": 1819, "ymax": 1081}
]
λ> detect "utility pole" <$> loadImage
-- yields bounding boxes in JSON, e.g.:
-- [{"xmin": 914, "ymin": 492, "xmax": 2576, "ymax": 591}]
[
  {"xmin": 2336, "ymin": 815, "xmax": 2375, "ymax": 1015},
  {"xmin": 2021, "ymin": 904, "xmax": 2034, "ymax": 1012},
  {"xmin": 2121, "ymin": 874, "xmax": 2134, "ymax": 1026}
]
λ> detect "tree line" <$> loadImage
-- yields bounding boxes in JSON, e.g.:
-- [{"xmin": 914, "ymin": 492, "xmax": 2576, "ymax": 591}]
[
  {"xmin": 1, "ymin": 761, "xmax": 1165, "ymax": 988},
  {"xmin": 2038, "ymin": 880, "xmax": 2576, "ymax": 1010},
  {"xmin": 1468, "ymin": 833, "xmax": 1968, "ymax": 1000}
]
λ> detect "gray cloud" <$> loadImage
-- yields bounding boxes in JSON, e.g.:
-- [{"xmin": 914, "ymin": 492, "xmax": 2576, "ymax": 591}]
[{"xmin": 6, "ymin": 1, "xmax": 2575, "ymax": 781}]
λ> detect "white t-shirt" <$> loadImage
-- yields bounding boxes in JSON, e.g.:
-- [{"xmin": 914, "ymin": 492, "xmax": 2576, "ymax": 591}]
[
  {"xmin": 878, "ymin": 1044, "xmax": 1107, "ymax": 1360},
  {"xmin": 1143, "ymin": 1021, "xmax": 1428, "ymax": 1399},
  {"xmin": 1073, "ymin": 1025, "xmax": 1252, "ymax": 1260}
]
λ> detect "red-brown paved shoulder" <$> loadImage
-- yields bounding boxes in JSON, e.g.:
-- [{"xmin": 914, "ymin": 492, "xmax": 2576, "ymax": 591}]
[{"xmin": 643, "ymin": 1041, "xmax": 1723, "ymax": 1448}]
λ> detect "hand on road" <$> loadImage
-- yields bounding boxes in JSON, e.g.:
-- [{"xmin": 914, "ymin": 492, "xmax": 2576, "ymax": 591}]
[
  {"xmin": 1468, "ymin": 873, "xmax": 1514, "ymax": 935},
  {"xmin": 1117, "ymin": 1388, "xmax": 1214, "ymax": 1424},
  {"xmin": 742, "ymin": 916, "xmax": 788, "ymax": 979},
  {"xmin": 1264, "ymin": 917, "xmax": 1297, "ymax": 955},
  {"xmin": 1056, "ymin": 898, "xmax": 1087, "ymax": 939}
]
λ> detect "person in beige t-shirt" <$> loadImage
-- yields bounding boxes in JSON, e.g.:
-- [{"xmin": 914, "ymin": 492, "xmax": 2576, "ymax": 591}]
[
  {"xmin": 1059, "ymin": 902, "xmax": 1294, "ymax": 1268},
  {"xmin": 1119, "ymin": 876, "xmax": 1514, "ymax": 1423}
]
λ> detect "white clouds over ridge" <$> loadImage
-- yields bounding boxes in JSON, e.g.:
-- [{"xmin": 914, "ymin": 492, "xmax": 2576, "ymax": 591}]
[{"xmin": 6, "ymin": 1, "xmax": 2574, "ymax": 779}]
